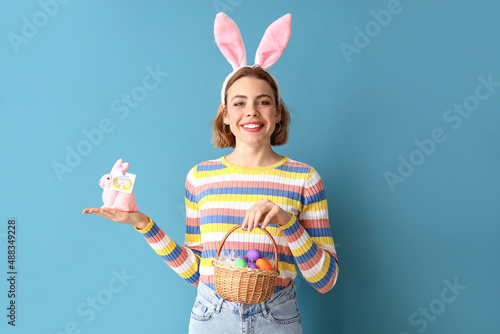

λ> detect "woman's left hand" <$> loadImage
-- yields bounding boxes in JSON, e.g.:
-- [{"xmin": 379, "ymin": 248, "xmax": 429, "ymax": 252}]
[{"xmin": 242, "ymin": 199, "xmax": 292, "ymax": 232}]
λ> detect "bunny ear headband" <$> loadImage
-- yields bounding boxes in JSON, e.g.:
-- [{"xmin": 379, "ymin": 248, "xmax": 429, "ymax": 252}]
[{"xmin": 214, "ymin": 12, "xmax": 292, "ymax": 104}]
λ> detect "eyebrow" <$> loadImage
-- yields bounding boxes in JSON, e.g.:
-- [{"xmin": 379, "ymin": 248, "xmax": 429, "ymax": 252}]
[{"xmin": 230, "ymin": 94, "xmax": 273, "ymax": 101}]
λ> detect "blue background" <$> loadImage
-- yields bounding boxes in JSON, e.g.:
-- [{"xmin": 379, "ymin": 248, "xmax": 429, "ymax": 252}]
[{"xmin": 1, "ymin": 0, "xmax": 499, "ymax": 333}]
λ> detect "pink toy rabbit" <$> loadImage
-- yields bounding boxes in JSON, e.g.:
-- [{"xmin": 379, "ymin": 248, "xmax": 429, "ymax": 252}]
[{"xmin": 99, "ymin": 158, "xmax": 139, "ymax": 212}]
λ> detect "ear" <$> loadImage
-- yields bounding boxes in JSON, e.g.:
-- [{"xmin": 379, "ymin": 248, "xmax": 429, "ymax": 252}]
[
  {"xmin": 276, "ymin": 103, "xmax": 282, "ymax": 123},
  {"xmin": 214, "ymin": 12, "xmax": 247, "ymax": 69},
  {"xmin": 112, "ymin": 159, "xmax": 123, "ymax": 171},
  {"xmin": 223, "ymin": 108, "xmax": 230, "ymax": 124},
  {"xmin": 121, "ymin": 162, "xmax": 129, "ymax": 172},
  {"xmin": 254, "ymin": 14, "xmax": 291, "ymax": 70}
]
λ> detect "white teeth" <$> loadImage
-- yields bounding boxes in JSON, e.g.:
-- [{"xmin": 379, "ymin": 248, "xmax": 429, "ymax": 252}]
[{"xmin": 243, "ymin": 124, "xmax": 262, "ymax": 128}]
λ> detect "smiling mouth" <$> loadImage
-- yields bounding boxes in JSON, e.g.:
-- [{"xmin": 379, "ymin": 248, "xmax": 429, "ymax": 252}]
[{"xmin": 242, "ymin": 124, "xmax": 263, "ymax": 129}]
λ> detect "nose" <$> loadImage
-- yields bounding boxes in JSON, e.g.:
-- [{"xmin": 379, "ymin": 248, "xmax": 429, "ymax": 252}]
[{"xmin": 245, "ymin": 104, "xmax": 259, "ymax": 117}]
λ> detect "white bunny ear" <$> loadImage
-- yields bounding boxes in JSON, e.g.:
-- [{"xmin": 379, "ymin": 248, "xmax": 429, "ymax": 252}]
[
  {"xmin": 254, "ymin": 14, "xmax": 291, "ymax": 70},
  {"xmin": 214, "ymin": 12, "xmax": 247, "ymax": 69},
  {"xmin": 112, "ymin": 159, "xmax": 123, "ymax": 172}
]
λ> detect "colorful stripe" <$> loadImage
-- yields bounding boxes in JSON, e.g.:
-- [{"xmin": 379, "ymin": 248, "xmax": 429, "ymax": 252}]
[{"xmin": 138, "ymin": 156, "xmax": 339, "ymax": 294}]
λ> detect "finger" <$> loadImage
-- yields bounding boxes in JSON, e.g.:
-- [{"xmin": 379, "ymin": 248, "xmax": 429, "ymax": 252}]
[
  {"xmin": 242, "ymin": 211, "xmax": 249, "ymax": 231},
  {"xmin": 255, "ymin": 201, "xmax": 275, "ymax": 229},
  {"xmin": 100, "ymin": 207, "xmax": 122, "ymax": 219},
  {"xmin": 244, "ymin": 199, "xmax": 268, "ymax": 232},
  {"xmin": 246, "ymin": 209, "xmax": 258, "ymax": 232},
  {"xmin": 243, "ymin": 202, "xmax": 259, "ymax": 232},
  {"xmin": 242, "ymin": 209, "xmax": 250, "ymax": 231},
  {"xmin": 253, "ymin": 208, "xmax": 267, "ymax": 230},
  {"xmin": 261, "ymin": 206, "xmax": 279, "ymax": 230},
  {"xmin": 248, "ymin": 200, "xmax": 273, "ymax": 231},
  {"xmin": 96, "ymin": 209, "xmax": 112, "ymax": 218},
  {"xmin": 100, "ymin": 207, "xmax": 116, "ymax": 215},
  {"xmin": 82, "ymin": 207, "xmax": 101, "ymax": 214},
  {"xmin": 85, "ymin": 207, "xmax": 115, "ymax": 220}
]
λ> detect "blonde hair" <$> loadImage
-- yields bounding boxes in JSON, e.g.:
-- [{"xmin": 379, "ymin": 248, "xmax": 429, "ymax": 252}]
[{"xmin": 211, "ymin": 66, "xmax": 290, "ymax": 148}]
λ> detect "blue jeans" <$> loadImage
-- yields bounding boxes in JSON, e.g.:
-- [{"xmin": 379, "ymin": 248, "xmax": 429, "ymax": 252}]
[{"xmin": 189, "ymin": 281, "xmax": 302, "ymax": 334}]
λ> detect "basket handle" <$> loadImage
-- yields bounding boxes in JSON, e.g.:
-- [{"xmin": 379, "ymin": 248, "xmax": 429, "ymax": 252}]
[{"xmin": 215, "ymin": 224, "xmax": 280, "ymax": 271}]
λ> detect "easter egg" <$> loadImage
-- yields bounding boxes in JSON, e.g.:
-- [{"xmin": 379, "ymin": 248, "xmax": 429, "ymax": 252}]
[
  {"xmin": 236, "ymin": 256, "xmax": 248, "ymax": 264},
  {"xmin": 247, "ymin": 263, "xmax": 259, "ymax": 269},
  {"xmin": 123, "ymin": 179, "xmax": 133, "ymax": 190},
  {"xmin": 256, "ymin": 258, "xmax": 272, "ymax": 271},
  {"xmin": 234, "ymin": 257, "xmax": 247, "ymax": 268},
  {"xmin": 246, "ymin": 249, "xmax": 262, "ymax": 262}
]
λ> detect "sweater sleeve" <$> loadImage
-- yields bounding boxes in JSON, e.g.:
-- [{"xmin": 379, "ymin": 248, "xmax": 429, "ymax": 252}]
[
  {"xmin": 135, "ymin": 167, "xmax": 202, "ymax": 287},
  {"xmin": 279, "ymin": 168, "xmax": 339, "ymax": 294}
]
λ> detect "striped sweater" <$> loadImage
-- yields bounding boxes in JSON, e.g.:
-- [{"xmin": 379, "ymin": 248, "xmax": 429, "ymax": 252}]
[{"xmin": 137, "ymin": 156, "xmax": 339, "ymax": 293}]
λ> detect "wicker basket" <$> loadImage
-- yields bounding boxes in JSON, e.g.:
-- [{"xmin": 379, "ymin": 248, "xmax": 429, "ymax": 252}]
[{"xmin": 212, "ymin": 224, "xmax": 280, "ymax": 304}]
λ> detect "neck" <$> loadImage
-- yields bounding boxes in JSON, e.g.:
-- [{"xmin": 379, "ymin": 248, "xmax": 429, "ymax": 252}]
[{"xmin": 225, "ymin": 143, "xmax": 282, "ymax": 168}]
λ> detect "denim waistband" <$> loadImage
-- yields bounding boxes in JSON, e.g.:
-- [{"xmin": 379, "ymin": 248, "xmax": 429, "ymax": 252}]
[{"xmin": 196, "ymin": 280, "xmax": 297, "ymax": 317}]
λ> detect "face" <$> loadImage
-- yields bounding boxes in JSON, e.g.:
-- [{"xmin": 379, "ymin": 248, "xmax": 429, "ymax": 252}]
[{"xmin": 224, "ymin": 77, "xmax": 280, "ymax": 147}]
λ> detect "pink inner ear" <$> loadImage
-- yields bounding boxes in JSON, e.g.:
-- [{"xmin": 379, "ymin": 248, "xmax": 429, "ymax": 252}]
[
  {"xmin": 255, "ymin": 14, "xmax": 291, "ymax": 69},
  {"xmin": 214, "ymin": 12, "xmax": 247, "ymax": 69}
]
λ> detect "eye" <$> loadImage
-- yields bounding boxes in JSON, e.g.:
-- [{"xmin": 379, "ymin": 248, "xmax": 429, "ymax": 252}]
[
  {"xmin": 233, "ymin": 101, "xmax": 244, "ymax": 107},
  {"xmin": 258, "ymin": 100, "xmax": 271, "ymax": 106}
]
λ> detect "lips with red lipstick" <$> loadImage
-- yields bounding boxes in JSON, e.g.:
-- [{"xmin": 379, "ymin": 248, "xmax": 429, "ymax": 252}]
[{"xmin": 240, "ymin": 121, "xmax": 264, "ymax": 132}]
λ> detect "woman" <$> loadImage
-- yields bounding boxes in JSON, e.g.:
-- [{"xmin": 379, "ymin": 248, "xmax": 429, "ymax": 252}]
[{"xmin": 83, "ymin": 13, "xmax": 339, "ymax": 334}]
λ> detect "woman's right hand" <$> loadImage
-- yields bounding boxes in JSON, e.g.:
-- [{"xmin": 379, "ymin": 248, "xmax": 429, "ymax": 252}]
[{"xmin": 82, "ymin": 207, "xmax": 150, "ymax": 230}]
